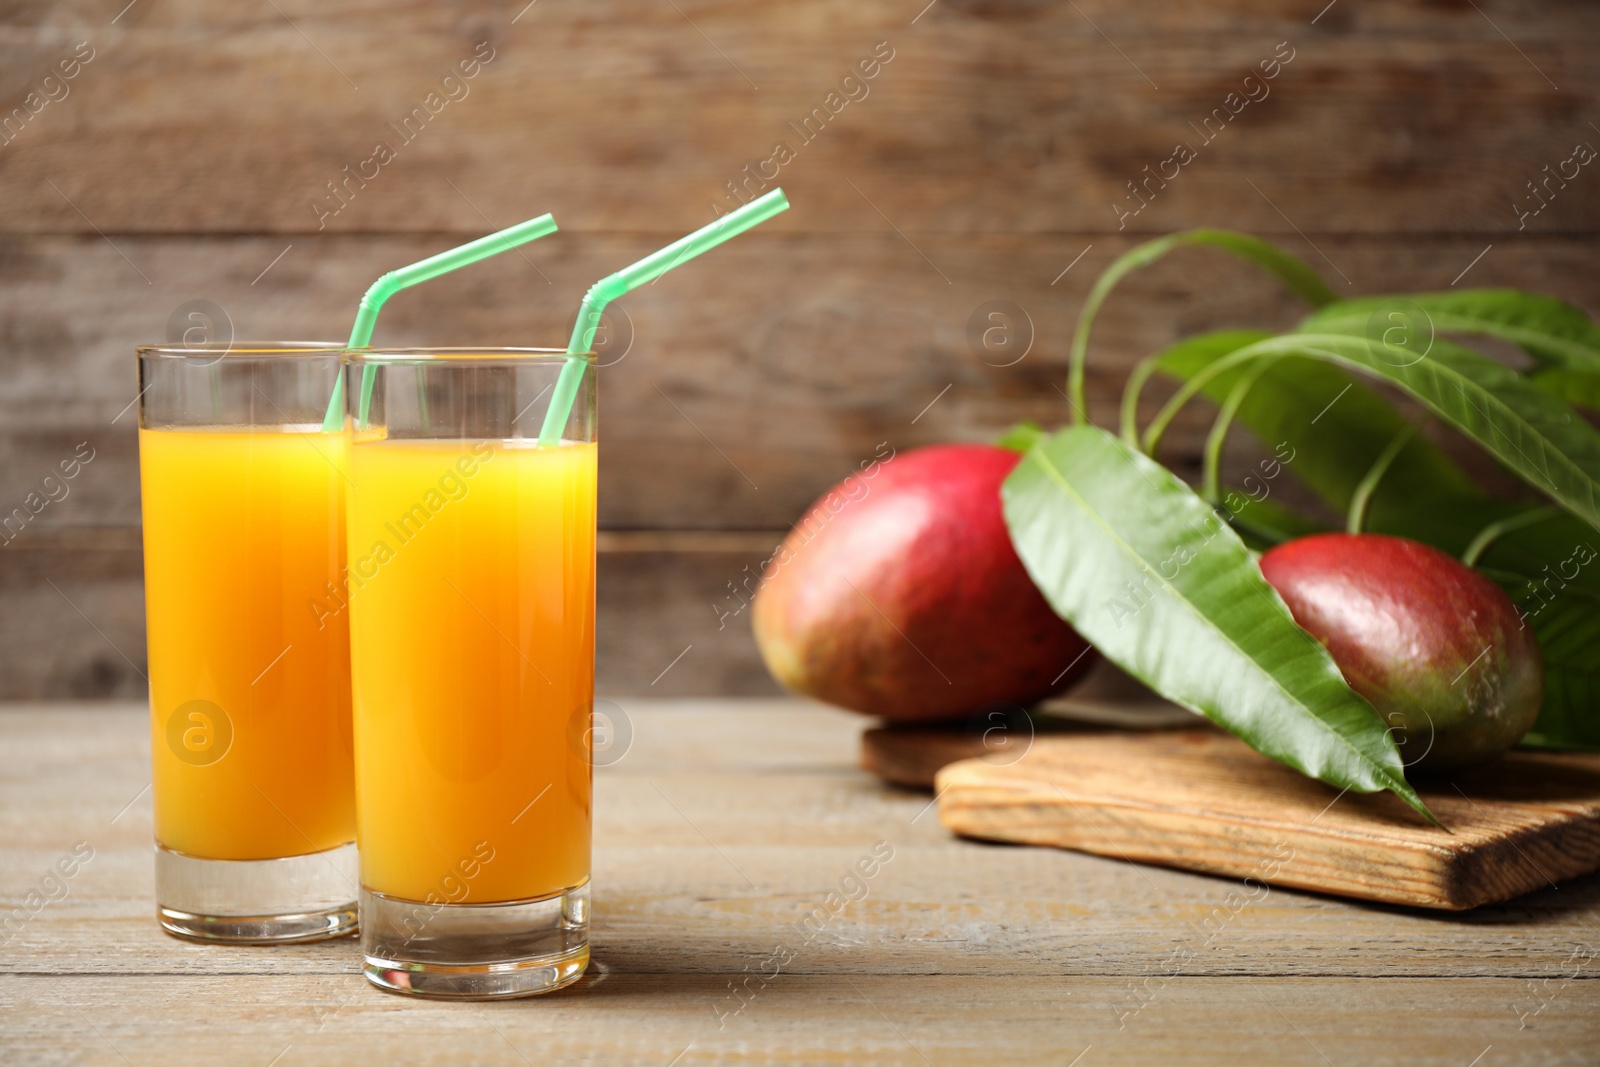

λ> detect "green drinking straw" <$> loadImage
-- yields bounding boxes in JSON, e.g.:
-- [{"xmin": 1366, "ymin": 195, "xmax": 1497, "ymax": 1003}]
[
  {"xmin": 537, "ymin": 188, "xmax": 790, "ymax": 446},
  {"xmin": 320, "ymin": 213, "xmax": 560, "ymax": 432}
]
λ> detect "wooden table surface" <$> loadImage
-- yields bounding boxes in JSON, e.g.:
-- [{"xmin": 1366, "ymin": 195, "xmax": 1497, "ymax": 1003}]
[{"xmin": 2, "ymin": 700, "xmax": 1597, "ymax": 1066}]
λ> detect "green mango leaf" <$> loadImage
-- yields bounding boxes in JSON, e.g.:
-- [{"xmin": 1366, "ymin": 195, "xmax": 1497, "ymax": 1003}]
[
  {"xmin": 1069, "ymin": 229, "xmax": 1337, "ymax": 415},
  {"xmin": 1397, "ymin": 503, "xmax": 1600, "ymax": 752},
  {"xmin": 996, "ymin": 421, "xmax": 1045, "ymax": 453},
  {"xmin": 1302, "ymin": 290, "xmax": 1600, "ymax": 371},
  {"xmin": 1150, "ymin": 331, "xmax": 1479, "ymax": 518},
  {"xmin": 1003, "ymin": 425, "xmax": 1433, "ymax": 821},
  {"xmin": 1441, "ymin": 503, "xmax": 1586, "ymax": 575},
  {"xmin": 1148, "ymin": 333, "xmax": 1600, "ymax": 536},
  {"xmin": 1151, "ymin": 332, "xmax": 1497, "ymax": 544},
  {"xmin": 1149, "ymin": 331, "xmax": 1560, "ymax": 561},
  {"xmin": 1500, "ymin": 581, "xmax": 1600, "ymax": 751},
  {"xmin": 1531, "ymin": 368, "xmax": 1600, "ymax": 412}
]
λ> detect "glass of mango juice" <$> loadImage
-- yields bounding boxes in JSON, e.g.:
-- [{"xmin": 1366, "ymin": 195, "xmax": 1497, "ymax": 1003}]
[
  {"xmin": 343, "ymin": 349, "xmax": 597, "ymax": 999},
  {"xmin": 137, "ymin": 343, "xmax": 358, "ymax": 943}
]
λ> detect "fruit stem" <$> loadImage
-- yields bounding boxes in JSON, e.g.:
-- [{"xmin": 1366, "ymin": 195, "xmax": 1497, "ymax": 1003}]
[
  {"xmin": 1070, "ymin": 229, "xmax": 1333, "ymax": 427},
  {"xmin": 1461, "ymin": 506, "xmax": 1562, "ymax": 567},
  {"xmin": 1201, "ymin": 355, "xmax": 1286, "ymax": 503},
  {"xmin": 1141, "ymin": 343, "xmax": 1277, "ymax": 457},
  {"xmin": 1118, "ymin": 357, "xmax": 1163, "ymax": 449},
  {"xmin": 1345, "ymin": 425, "xmax": 1417, "ymax": 534}
]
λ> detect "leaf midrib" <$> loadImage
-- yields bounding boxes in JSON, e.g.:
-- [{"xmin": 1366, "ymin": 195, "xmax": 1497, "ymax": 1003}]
[
  {"xmin": 1306, "ymin": 312, "xmax": 1600, "ymax": 367},
  {"xmin": 1425, "ymin": 366, "xmax": 1600, "ymax": 509},
  {"xmin": 1022, "ymin": 440, "xmax": 1407, "ymax": 794}
]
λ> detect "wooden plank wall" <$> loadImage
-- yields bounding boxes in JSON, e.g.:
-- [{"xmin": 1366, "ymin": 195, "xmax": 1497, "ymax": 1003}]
[{"xmin": 0, "ymin": 1, "xmax": 1595, "ymax": 698}]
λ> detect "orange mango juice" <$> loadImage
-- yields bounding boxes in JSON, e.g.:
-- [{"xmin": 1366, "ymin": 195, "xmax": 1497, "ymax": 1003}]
[
  {"xmin": 345, "ymin": 438, "xmax": 596, "ymax": 904},
  {"xmin": 139, "ymin": 427, "xmax": 355, "ymax": 861}
]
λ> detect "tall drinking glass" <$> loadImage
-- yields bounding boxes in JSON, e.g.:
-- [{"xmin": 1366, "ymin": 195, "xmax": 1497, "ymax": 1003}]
[
  {"xmin": 137, "ymin": 342, "xmax": 358, "ymax": 943},
  {"xmin": 343, "ymin": 349, "xmax": 596, "ymax": 999}
]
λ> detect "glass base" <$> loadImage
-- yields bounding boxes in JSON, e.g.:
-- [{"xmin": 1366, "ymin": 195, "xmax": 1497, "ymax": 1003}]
[
  {"xmin": 361, "ymin": 881, "xmax": 590, "ymax": 999},
  {"xmin": 155, "ymin": 842, "xmax": 359, "ymax": 944}
]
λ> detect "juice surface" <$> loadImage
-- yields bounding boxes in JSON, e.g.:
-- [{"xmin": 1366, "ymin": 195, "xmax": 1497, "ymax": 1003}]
[
  {"xmin": 346, "ymin": 438, "xmax": 596, "ymax": 905},
  {"xmin": 139, "ymin": 426, "xmax": 355, "ymax": 861}
]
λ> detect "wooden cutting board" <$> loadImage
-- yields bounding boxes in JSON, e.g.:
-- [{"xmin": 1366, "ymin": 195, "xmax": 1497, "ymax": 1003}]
[{"xmin": 862, "ymin": 715, "xmax": 1600, "ymax": 910}]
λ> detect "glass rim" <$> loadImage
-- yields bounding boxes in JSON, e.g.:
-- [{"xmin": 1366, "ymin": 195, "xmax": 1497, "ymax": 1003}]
[
  {"xmin": 137, "ymin": 341, "xmax": 344, "ymax": 358},
  {"xmin": 135, "ymin": 344, "xmax": 598, "ymax": 365},
  {"xmin": 343, "ymin": 347, "xmax": 596, "ymax": 365}
]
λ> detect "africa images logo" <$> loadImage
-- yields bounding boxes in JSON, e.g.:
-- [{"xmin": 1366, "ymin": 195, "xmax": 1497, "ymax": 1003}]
[{"xmin": 165, "ymin": 699, "xmax": 233, "ymax": 767}]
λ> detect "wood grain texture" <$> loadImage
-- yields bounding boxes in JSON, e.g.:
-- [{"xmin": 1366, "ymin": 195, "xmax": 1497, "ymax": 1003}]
[
  {"xmin": 2, "ymin": 702, "xmax": 1597, "ymax": 1065},
  {"xmin": 0, "ymin": 3, "xmax": 1595, "ymax": 235},
  {"xmin": 900, "ymin": 727, "xmax": 1600, "ymax": 910},
  {"xmin": 3, "ymin": 975, "xmax": 1596, "ymax": 1067}
]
